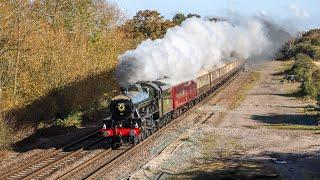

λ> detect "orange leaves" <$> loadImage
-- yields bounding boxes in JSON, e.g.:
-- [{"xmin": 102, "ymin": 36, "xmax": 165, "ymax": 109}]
[{"xmin": 0, "ymin": 1, "xmax": 131, "ymax": 119}]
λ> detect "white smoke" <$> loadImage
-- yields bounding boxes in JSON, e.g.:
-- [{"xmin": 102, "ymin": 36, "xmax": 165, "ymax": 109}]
[{"xmin": 116, "ymin": 17, "xmax": 272, "ymax": 86}]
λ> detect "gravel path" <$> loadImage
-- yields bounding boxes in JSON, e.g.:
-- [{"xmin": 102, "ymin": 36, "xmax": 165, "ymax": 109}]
[{"xmin": 131, "ymin": 61, "xmax": 320, "ymax": 180}]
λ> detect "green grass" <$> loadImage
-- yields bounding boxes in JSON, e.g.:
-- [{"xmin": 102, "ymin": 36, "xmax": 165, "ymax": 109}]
[
  {"xmin": 279, "ymin": 60, "xmax": 294, "ymax": 72},
  {"xmin": 231, "ymin": 72, "xmax": 260, "ymax": 109},
  {"xmin": 265, "ymin": 124, "xmax": 320, "ymax": 131},
  {"xmin": 55, "ymin": 111, "xmax": 83, "ymax": 128}
]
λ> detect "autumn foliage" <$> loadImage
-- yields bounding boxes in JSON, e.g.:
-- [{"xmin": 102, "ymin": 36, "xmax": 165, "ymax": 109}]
[
  {"xmin": 0, "ymin": 1, "xmax": 138, "ymax": 129},
  {"xmin": 0, "ymin": 0, "xmax": 203, "ymax": 149}
]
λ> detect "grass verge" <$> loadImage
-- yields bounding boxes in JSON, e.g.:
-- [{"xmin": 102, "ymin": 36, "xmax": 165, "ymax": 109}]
[
  {"xmin": 265, "ymin": 124, "xmax": 320, "ymax": 131},
  {"xmin": 230, "ymin": 71, "xmax": 260, "ymax": 109}
]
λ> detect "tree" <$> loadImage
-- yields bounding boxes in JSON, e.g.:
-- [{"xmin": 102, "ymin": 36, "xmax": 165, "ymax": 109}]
[
  {"xmin": 206, "ymin": 16, "xmax": 226, "ymax": 22},
  {"xmin": 0, "ymin": 0, "xmax": 131, "ymax": 124},
  {"xmin": 121, "ymin": 10, "xmax": 174, "ymax": 40},
  {"xmin": 186, "ymin": 13, "xmax": 201, "ymax": 18},
  {"xmin": 172, "ymin": 13, "xmax": 187, "ymax": 25}
]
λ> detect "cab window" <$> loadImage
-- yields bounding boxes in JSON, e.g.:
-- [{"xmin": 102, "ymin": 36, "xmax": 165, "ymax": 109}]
[{"xmin": 128, "ymin": 85, "xmax": 139, "ymax": 92}]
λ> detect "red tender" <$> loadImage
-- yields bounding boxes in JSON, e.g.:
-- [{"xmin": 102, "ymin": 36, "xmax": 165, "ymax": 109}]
[
  {"xmin": 100, "ymin": 128, "xmax": 141, "ymax": 137},
  {"xmin": 171, "ymin": 80, "xmax": 197, "ymax": 109}
]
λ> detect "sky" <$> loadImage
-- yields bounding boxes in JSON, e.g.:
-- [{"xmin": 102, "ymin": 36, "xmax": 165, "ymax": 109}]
[{"xmin": 109, "ymin": 0, "xmax": 320, "ymax": 31}]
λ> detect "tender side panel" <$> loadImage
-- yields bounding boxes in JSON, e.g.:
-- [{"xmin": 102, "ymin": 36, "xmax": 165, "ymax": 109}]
[
  {"xmin": 172, "ymin": 80, "xmax": 197, "ymax": 110},
  {"xmin": 161, "ymin": 88, "xmax": 173, "ymax": 116}
]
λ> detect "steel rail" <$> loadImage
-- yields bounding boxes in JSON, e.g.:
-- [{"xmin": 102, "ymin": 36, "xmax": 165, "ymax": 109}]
[
  {"xmin": 86, "ymin": 67, "xmax": 243, "ymax": 179},
  {"xmin": 0, "ymin": 130, "xmax": 100, "ymax": 180}
]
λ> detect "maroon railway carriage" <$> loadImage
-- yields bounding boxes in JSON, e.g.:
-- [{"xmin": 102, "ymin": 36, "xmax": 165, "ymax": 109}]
[
  {"xmin": 172, "ymin": 81, "xmax": 197, "ymax": 109},
  {"xmin": 164, "ymin": 80, "xmax": 197, "ymax": 109}
]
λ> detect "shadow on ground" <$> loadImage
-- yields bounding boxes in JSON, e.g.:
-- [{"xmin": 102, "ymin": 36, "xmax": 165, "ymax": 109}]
[
  {"xmin": 5, "ymin": 69, "xmax": 115, "ymax": 131},
  {"xmin": 249, "ymin": 91, "xmax": 304, "ymax": 98},
  {"xmin": 169, "ymin": 161, "xmax": 280, "ymax": 180},
  {"xmin": 250, "ymin": 114, "xmax": 318, "ymax": 126},
  {"xmin": 271, "ymin": 68, "xmax": 292, "ymax": 77},
  {"xmin": 12, "ymin": 126, "xmax": 103, "ymax": 152},
  {"xmin": 166, "ymin": 151, "xmax": 320, "ymax": 180},
  {"xmin": 6, "ymin": 69, "xmax": 115, "ymax": 152}
]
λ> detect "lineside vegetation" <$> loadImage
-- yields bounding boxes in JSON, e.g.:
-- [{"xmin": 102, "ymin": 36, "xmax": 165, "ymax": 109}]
[
  {"xmin": 277, "ymin": 29, "xmax": 320, "ymax": 108},
  {"xmin": 0, "ymin": 0, "xmax": 204, "ymax": 150}
]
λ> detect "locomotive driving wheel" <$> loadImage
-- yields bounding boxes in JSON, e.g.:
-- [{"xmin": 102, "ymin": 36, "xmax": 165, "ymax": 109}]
[
  {"xmin": 131, "ymin": 134, "xmax": 142, "ymax": 145},
  {"xmin": 141, "ymin": 130, "xmax": 146, "ymax": 140},
  {"xmin": 109, "ymin": 137, "xmax": 120, "ymax": 149}
]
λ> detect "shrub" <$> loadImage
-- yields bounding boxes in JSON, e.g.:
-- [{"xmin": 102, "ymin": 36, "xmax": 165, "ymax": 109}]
[
  {"xmin": 292, "ymin": 54, "xmax": 315, "ymax": 78},
  {"xmin": 312, "ymin": 70, "xmax": 320, "ymax": 107},
  {"xmin": 292, "ymin": 44, "xmax": 317, "ymax": 59},
  {"xmin": 302, "ymin": 78, "xmax": 318, "ymax": 98},
  {"xmin": 276, "ymin": 29, "xmax": 320, "ymax": 61},
  {"xmin": 291, "ymin": 54, "xmax": 318, "ymax": 97},
  {"xmin": 276, "ymin": 41, "xmax": 293, "ymax": 60},
  {"xmin": 312, "ymin": 70, "xmax": 320, "ymax": 92},
  {"xmin": 311, "ymin": 39, "xmax": 320, "ymax": 46},
  {"xmin": 55, "ymin": 112, "xmax": 83, "ymax": 128},
  {"xmin": 280, "ymin": 29, "xmax": 320, "ymax": 106}
]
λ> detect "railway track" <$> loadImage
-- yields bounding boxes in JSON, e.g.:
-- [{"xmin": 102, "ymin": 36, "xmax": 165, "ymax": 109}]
[
  {"xmin": 0, "ymin": 130, "xmax": 103, "ymax": 180},
  {"xmin": 57, "ymin": 113, "xmax": 201, "ymax": 180},
  {"xmin": 0, "ymin": 67, "xmax": 242, "ymax": 180},
  {"xmin": 86, "ymin": 114, "xmax": 203, "ymax": 179},
  {"xmin": 58, "ymin": 68, "xmax": 242, "ymax": 180}
]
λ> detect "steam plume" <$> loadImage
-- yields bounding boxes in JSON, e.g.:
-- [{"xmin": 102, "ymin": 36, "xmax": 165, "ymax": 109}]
[{"xmin": 116, "ymin": 17, "xmax": 281, "ymax": 86}]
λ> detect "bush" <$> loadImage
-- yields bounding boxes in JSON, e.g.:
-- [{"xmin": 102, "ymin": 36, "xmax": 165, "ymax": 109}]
[
  {"xmin": 312, "ymin": 70, "xmax": 320, "ymax": 105},
  {"xmin": 55, "ymin": 112, "xmax": 83, "ymax": 128},
  {"xmin": 292, "ymin": 54, "xmax": 315, "ymax": 78},
  {"xmin": 312, "ymin": 70, "xmax": 320, "ymax": 91},
  {"xmin": 293, "ymin": 44, "xmax": 317, "ymax": 59},
  {"xmin": 291, "ymin": 54, "xmax": 318, "ymax": 97},
  {"xmin": 276, "ymin": 41, "xmax": 293, "ymax": 60},
  {"xmin": 311, "ymin": 39, "xmax": 320, "ymax": 46},
  {"xmin": 280, "ymin": 29, "xmax": 320, "ymax": 109},
  {"xmin": 276, "ymin": 29, "xmax": 320, "ymax": 61}
]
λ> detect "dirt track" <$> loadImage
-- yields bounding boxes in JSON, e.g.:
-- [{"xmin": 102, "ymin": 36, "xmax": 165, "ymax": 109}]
[{"xmin": 131, "ymin": 61, "xmax": 320, "ymax": 180}]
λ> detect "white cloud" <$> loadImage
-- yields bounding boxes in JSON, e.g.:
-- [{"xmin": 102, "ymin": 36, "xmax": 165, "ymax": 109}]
[
  {"xmin": 288, "ymin": 4, "xmax": 310, "ymax": 18},
  {"xmin": 258, "ymin": 10, "xmax": 268, "ymax": 17}
]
